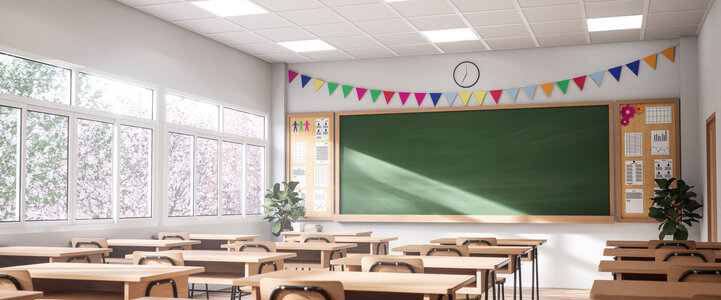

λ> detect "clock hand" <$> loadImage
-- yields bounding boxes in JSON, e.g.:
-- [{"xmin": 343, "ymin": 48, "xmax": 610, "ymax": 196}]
[{"xmin": 463, "ymin": 65, "xmax": 468, "ymax": 82}]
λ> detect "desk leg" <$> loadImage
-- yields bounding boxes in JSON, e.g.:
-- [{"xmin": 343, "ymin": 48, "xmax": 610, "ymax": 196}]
[
  {"xmin": 518, "ymin": 255, "xmax": 522, "ymax": 300},
  {"xmin": 251, "ymin": 286, "xmax": 261, "ymax": 300},
  {"xmin": 535, "ymin": 247, "xmax": 539, "ymax": 300},
  {"xmin": 513, "ymin": 256, "xmax": 517, "ymax": 300},
  {"xmin": 531, "ymin": 247, "xmax": 535, "ymax": 300}
]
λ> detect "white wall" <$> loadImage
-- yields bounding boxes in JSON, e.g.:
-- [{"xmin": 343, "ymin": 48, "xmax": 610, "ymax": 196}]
[{"xmin": 282, "ymin": 39, "xmax": 702, "ymax": 289}]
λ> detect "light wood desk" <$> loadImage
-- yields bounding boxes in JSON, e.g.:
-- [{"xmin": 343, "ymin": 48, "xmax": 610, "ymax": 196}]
[
  {"xmin": 284, "ymin": 236, "xmax": 398, "ymax": 255},
  {"xmin": 106, "ymin": 239, "xmax": 201, "ymax": 262},
  {"xmin": 0, "ymin": 291, "xmax": 43, "ymax": 300},
  {"xmin": 152, "ymin": 234, "xmax": 260, "ymax": 250},
  {"xmin": 222, "ymin": 242, "xmax": 357, "ymax": 270},
  {"xmin": 2, "ymin": 263, "xmax": 203, "ymax": 300},
  {"xmin": 606, "ymin": 240, "xmax": 721, "ymax": 250},
  {"xmin": 0, "ymin": 246, "xmax": 113, "ymax": 267},
  {"xmin": 125, "ymin": 250, "xmax": 295, "ymax": 277},
  {"xmin": 590, "ymin": 280, "xmax": 721, "ymax": 299},
  {"xmin": 280, "ymin": 231, "xmax": 372, "ymax": 241},
  {"xmin": 597, "ymin": 261, "xmax": 721, "ymax": 281},
  {"xmin": 233, "ymin": 269, "xmax": 476, "ymax": 300},
  {"xmin": 603, "ymin": 248, "xmax": 721, "ymax": 262}
]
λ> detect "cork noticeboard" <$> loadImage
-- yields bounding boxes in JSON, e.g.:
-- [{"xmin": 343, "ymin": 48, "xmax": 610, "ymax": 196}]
[
  {"xmin": 615, "ymin": 98, "xmax": 680, "ymax": 222},
  {"xmin": 286, "ymin": 113, "xmax": 334, "ymax": 219}
]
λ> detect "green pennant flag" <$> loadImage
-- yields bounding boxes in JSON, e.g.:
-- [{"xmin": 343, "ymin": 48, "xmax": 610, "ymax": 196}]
[
  {"xmin": 327, "ymin": 82, "xmax": 339, "ymax": 95},
  {"xmin": 370, "ymin": 90, "xmax": 381, "ymax": 102},
  {"xmin": 556, "ymin": 79, "xmax": 570, "ymax": 94},
  {"xmin": 342, "ymin": 85, "xmax": 353, "ymax": 98}
]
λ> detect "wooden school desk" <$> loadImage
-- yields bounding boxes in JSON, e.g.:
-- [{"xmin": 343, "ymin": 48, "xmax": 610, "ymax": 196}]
[
  {"xmin": 125, "ymin": 250, "xmax": 295, "ymax": 277},
  {"xmin": 233, "ymin": 269, "xmax": 476, "ymax": 300},
  {"xmin": 597, "ymin": 261, "xmax": 721, "ymax": 281},
  {"xmin": 152, "ymin": 234, "xmax": 260, "ymax": 250},
  {"xmin": 106, "ymin": 239, "xmax": 200, "ymax": 262},
  {"xmin": 280, "ymin": 230, "xmax": 372, "ymax": 241},
  {"xmin": 222, "ymin": 242, "xmax": 357, "ymax": 270},
  {"xmin": 606, "ymin": 240, "xmax": 721, "ymax": 250},
  {"xmin": 1, "ymin": 263, "xmax": 203, "ymax": 300},
  {"xmin": 603, "ymin": 248, "xmax": 721, "ymax": 262},
  {"xmin": 0, "ymin": 246, "xmax": 112, "ymax": 267},
  {"xmin": 284, "ymin": 236, "xmax": 398, "ymax": 255},
  {"xmin": 590, "ymin": 280, "xmax": 721, "ymax": 300},
  {"xmin": 0, "ymin": 291, "xmax": 43, "ymax": 300}
]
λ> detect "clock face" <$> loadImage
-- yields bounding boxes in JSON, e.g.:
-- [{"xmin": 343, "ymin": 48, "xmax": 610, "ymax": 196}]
[{"xmin": 453, "ymin": 61, "xmax": 479, "ymax": 88}]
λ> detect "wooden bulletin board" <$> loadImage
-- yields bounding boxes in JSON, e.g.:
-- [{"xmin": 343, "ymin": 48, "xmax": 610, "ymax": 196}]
[
  {"xmin": 615, "ymin": 98, "xmax": 681, "ymax": 222},
  {"xmin": 286, "ymin": 113, "xmax": 334, "ymax": 219}
]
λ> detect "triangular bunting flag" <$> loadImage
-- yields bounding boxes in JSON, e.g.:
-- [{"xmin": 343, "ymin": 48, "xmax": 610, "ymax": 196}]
[
  {"xmin": 445, "ymin": 92, "xmax": 457, "ymax": 107},
  {"xmin": 541, "ymin": 83, "xmax": 554, "ymax": 97},
  {"xmin": 288, "ymin": 70, "xmax": 298, "ymax": 83},
  {"xmin": 556, "ymin": 79, "xmax": 570, "ymax": 94},
  {"xmin": 489, "ymin": 90, "xmax": 502, "ymax": 104},
  {"xmin": 573, "ymin": 76, "xmax": 586, "ymax": 91},
  {"xmin": 356, "ymin": 88, "xmax": 367, "ymax": 101},
  {"xmin": 313, "ymin": 79, "xmax": 325, "ymax": 92},
  {"xmin": 644, "ymin": 54, "xmax": 658, "ymax": 70},
  {"xmin": 430, "ymin": 93, "xmax": 442, "ymax": 106},
  {"xmin": 370, "ymin": 90, "xmax": 381, "ymax": 103},
  {"xmin": 414, "ymin": 93, "xmax": 426, "ymax": 106},
  {"xmin": 342, "ymin": 85, "xmax": 353, "ymax": 98},
  {"xmin": 608, "ymin": 66, "xmax": 622, "ymax": 81},
  {"xmin": 661, "ymin": 46, "xmax": 675, "ymax": 62},
  {"xmin": 383, "ymin": 91, "xmax": 395, "ymax": 104},
  {"xmin": 590, "ymin": 71, "xmax": 604, "ymax": 87},
  {"xmin": 523, "ymin": 85, "xmax": 537, "ymax": 100},
  {"xmin": 474, "ymin": 91, "xmax": 487, "ymax": 105},
  {"xmin": 327, "ymin": 82, "xmax": 338, "ymax": 95},
  {"xmin": 627, "ymin": 60, "xmax": 640, "ymax": 76},
  {"xmin": 301, "ymin": 75, "xmax": 311, "ymax": 88},
  {"xmin": 506, "ymin": 88, "xmax": 519, "ymax": 102},
  {"xmin": 459, "ymin": 92, "xmax": 472, "ymax": 106},
  {"xmin": 399, "ymin": 92, "xmax": 410, "ymax": 105}
]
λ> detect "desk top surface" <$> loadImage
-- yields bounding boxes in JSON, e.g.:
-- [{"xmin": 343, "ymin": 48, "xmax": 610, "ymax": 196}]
[
  {"xmin": 430, "ymin": 238, "xmax": 547, "ymax": 247},
  {"xmin": 0, "ymin": 246, "xmax": 112, "ymax": 257},
  {"xmin": 221, "ymin": 242, "xmax": 358, "ymax": 251},
  {"xmin": 590, "ymin": 280, "xmax": 721, "ymax": 300},
  {"xmin": 606, "ymin": 240, "xmax": 721, "ymax": 249},
  {"xmin": 0, "ymin": 291, "xmax": 43, "ymax": 300},
  {"xmin": 1, "ymin": 263, "xmax": 204, "ymax": 282},
  {"xmin": 281, "ymin": 231, "xmax": 373, "ymax": 237},
  {"xmin": 107, "ymin": 239, "xmax": 201, "ymax": 247},
  {"xmin": 392, "ymin": 244, "xmax": 532, "ymax": 255},
  {"xmin": 285, "ymin": 236, "xmax": 398, "ymax": 243},
  {"xmin": 330, "ymin": 254, "xmax": 510, "ymax": 270},
  {"xmin": 124, "ymin": 250, "xmax": 296, "ymax": 263},
  {"xmin": 603, "ymin": 248, "xmax": 721, "ymax": 258}
]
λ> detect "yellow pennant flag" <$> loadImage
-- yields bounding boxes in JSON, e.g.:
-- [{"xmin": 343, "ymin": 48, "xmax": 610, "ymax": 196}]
[
  {"xmin": 643, "ymin": 54, "xmax": 657, "ymax": 70},
  {"xmin": 541, "ymin": 82, "xmax": 554, "ymax": 97},
  {"xmin": 459, "ymin": 92, "xmax": 472, "ymax": 106},
  {"xmin": 473, "ymin": 91, "xmax": 487, "ymax": 106},
  {"xmin": 661, "ymin": 46, "xmax": 675, "ymax": 62},
  {"xmin": 313, "ymin": 79, "xmax": 325, "ymax": 92}
]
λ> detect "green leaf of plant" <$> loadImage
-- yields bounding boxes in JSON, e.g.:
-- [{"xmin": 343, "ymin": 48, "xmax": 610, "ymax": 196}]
[{"xmin": 271, "ymin": 220, "xmax": 282, "ymax": 236}]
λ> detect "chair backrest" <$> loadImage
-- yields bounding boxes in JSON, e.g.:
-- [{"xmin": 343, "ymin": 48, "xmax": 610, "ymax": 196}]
[
  {"xmin": 300, "ymin": 233, "xmax": 335, "ymax": 243},
  {"xmin": 456, "ymin": 237, "xmax": 497, "ymax": 246},
  {"xmin": 649, "ymin": 240, "xmax": 697, "ymax": 250},
  {"xmin": 232, "ymin": 241, "xmax": 277, "ymax": 253},
  {"xmin": 260, "ymin": 278, "xmax": 345, "ymax": 300},
  {"xmin": 71, "ymin": 238, "xmax": 108, "ymax": 249},
  {"xmin": 668, "ymin": 263, "xmax": 721, "ymax": 283},
  {"xmin": 0, "ymin": 270, "xmax": 33, "ymax": 291},
  {"xmin": 418, "ymin": 245, "xmax": 470, "ymax": 257},
  {"xmin": 361, "ymin": 256, "xmax": 424, "ymax": 274},
  {"xmin": 655, "ymin": 249, "xmax": 716, "ymax": 263},
  {"xmin": 132, "ymin": 251, "xmax": 185, "ymax": 266},
  {"xmin": 158, "ymin": 232, "xmax": 190, "ymax": 241}
]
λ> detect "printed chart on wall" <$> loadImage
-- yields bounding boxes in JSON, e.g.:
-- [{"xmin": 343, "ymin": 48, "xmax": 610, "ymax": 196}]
[
  {"xmin": 286, "ymin": 113, "xmax": 334, "ymax": 219},
  {"xmin": 616, "ymin": 99, "xmax": 680, "ymax": 222}
]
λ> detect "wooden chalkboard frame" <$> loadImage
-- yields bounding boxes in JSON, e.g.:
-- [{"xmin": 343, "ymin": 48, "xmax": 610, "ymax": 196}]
[{"xmin": 333, "ymin": 101, "xmax": 615, "ymax": 224}]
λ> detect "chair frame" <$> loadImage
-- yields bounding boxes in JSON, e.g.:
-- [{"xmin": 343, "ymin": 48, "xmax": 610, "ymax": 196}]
[
  {"xmin": 269, "ymin": 285, "xmax": 333, "ymax": 300},
  {"xmin": 0, "ymin": 274, "xmax": 23, "ymax": 290}
]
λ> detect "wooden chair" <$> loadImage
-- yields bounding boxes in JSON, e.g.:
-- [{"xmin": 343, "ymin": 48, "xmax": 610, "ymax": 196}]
[
  {"xmin": 132, "ymin": 251, "xmax": 185, "ymax": 298},
  {"xmin": 231, "ymin": 241, "xmax": 277, "ymax": 253},
  {"xmin": 419, "ymin": 245, "xmax": 470, "ymax": 257},
  {"xmin": 71, "ymin": 237, "xmax": 108, "ymax": 263},
  {"xmin": 0, "ymin": 270, "xmax": 33, "ymax": 291},
  {"xmin": 157, "ymin": 232, "xmax": 192, "ymax": 250},
  {"xmin": 655, "ymin": 249, "xmax": 716, "ymax": 263},
  {"xmin": 260, "ymin": 278, "xmax": 345, "ymax": 300},
  {"xmin": 649, "ymin": 240, "xmax": 697, "ymax": 250},
  {"xmin": 456, "ymin": 237, "xmax": 498, "ymax": 246},
  {"xmin": 299, "ymin": 233, "xmax": 335, "ymax": 244},
  {"xmin": 668, "ymin": 263, "xmax": 721, "ymax": 283},
  {"xmin": 361, "ymin": 256, "xmax": 424, "ymax": 273}
]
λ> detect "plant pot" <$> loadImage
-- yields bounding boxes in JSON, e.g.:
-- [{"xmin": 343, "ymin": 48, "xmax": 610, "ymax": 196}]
[{"xmin": 292, "ymin": 221, "xmax": 304, "ymax": 232}]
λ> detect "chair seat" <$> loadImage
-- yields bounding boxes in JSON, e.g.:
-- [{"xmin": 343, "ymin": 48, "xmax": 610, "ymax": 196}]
[
  {"xmin": 42, "ymin": 290, "xmax": 122, "ymax": 300},
  {"xmin": 189, "ymin": 272, "xmax": 242, "ymax": 285}
]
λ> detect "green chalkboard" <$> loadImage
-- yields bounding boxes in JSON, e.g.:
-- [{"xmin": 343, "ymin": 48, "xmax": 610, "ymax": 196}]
[{"xmin": 339, "ymin": 104, "xmax": 611, "ymax": 216}]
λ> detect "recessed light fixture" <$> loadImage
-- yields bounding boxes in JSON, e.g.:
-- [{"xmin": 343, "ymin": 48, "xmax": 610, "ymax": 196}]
[
  {"xmin": 587, "ymin": 15, "xmax": 643, "ymax": 32},
  {"xmin": 422, "ymin": 28, "xmax": 478, "ymax": 43},
  {"xmin": 192, "ymin": 0, "xmax": 267, "ymax": 17},
  {"xmin": 278, "ymin": 40, "xmax": 336, "ymax": 52}
]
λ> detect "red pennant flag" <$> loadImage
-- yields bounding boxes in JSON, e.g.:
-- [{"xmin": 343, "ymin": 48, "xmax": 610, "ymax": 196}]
[
  {"xmin": 573, "ymin": 76, "xmax": 586, "ymax": 91},
  {"xmin": 414, "ymin": 93, "xmax": 426, "ymax": 106},
  {"xmin": 288, "ymin": 70, "xmax": 298, "ymax": 83},
  {"xmin": 489, "ymin": 90, "xmax": 503, "ymax": 103},
  {"xmin": 383, "ymin": 91, "xmax": 395, "ymax": 104},
  {"xmin": 399, "ymin": 92, "xmax": 410, "ymax": 105},
  {"xmin": 356, "ymin": 88, "xmax": 367, "ymax": 101}
]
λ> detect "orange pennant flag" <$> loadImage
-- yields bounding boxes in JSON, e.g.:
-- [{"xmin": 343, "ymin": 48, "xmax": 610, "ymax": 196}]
[
  {"xmin": 661, "ymin": 46, "xmax": 675, "ymax": 62},
  {"xmin": 541, "ymin": 82, "xmax": 554, "ymax": 97},
  {"xmin": 643, "ymin": 54, "xmax": 657, "ymax": 70}
]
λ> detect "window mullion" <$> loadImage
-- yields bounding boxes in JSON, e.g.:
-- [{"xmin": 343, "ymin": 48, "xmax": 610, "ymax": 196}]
[
  {"xmin": 19, "ymin": 107, "xmax": 27, "ymax": 225},
  {"xmin": 68, "ymin": 114, "xmax": 78, "ymax": 223}
]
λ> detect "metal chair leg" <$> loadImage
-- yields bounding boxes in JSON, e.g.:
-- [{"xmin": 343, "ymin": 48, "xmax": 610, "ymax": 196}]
[
  {"xmin": 191, "ymin": 283, "xmax": 195, "ymax": 298},
  {"xmin": 205, "ymin": 283, "xmax": 209, "ymax": 300}
]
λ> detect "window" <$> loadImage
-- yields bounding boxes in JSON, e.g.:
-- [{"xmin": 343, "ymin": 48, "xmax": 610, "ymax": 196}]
[
  {"xmin": 76, "ymin": 119, "xmax": 113, "ymax": 220},
  {"xmin": 77, "ymin": 73, "xmax": 154, "ymax": 119},
  {"xmin": 0, "ymin": 106, "xmax": 20, "ymax": 222},
  {"xmin": 166, "ymin": 94, "xmax": 219, "ymax": 131},
  {"xmin": 168, "ymin": 132, "xmax": 193, "ymax": 217},
  {"xmin": 196, "ymin": 138, "xmax": 218, "ymax": 216},
  {"xmin": 224, "ymin": 108, "xmax": 264, "ymax": 139},
  {"xmin": 245, "ymin": 145, "xmax": 264, "ymax": 215},
  {"xmin": 222, "ymin": 142, "xmax": 243, "ymax": 216},
  {"xmin": 119, "ymin": 125, "xmax": 153, "ymax": 219},
  {"xmin": 25, "ymin": 111, "xmax": 69, "ymax": 221},
  {"xmin": 0, "ymin": 52, "xmax": 71, "ymax": 104}
]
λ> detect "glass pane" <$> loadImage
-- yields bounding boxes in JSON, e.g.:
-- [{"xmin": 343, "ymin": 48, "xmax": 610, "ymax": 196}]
[
  {"xmin": 0, "ymin": 106, "xmax": 20, "ymax": 222},
  {"xmin": 166, "ymin": 94, "xmax": 219, "ymax": 131},
  {"xmin": 196, "ymin": 138, "xmax": 218, "ymax": 216},
  {"xmin": 77, "ymin": 73, "xmax": 153, "ymax": 119},
  {"xmin": 119, "ymin": 125, "xmax": 152, "ymax": 218},
  {"xmin": 0, "ymin": 52, "xmax": 71, "ymax": 104},
  {"xmin": 76, "ymin": 119, "xmax": 113, "ymax": 220},
  {"xmin": 222, "ymin": 141, "xmax": 243, "ymax": 216},
  {"xmin": 223, "ymin": 108, "xmax": 265, "ymax": 139},
  {"xmin": 26, "ymin": 111, "xmax": 68, "ymax": 221},
  {"xmin": 168, "ymin": 132, "xmax": 193, "ymax": 217},
  {"xmin": 245, "ymin": 145, "xmax": 264, "ymax": 215}
]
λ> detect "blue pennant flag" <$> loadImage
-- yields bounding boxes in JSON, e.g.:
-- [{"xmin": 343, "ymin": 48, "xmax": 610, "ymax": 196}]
[
  {"xmin": 626, "ymin": 60, "xmax": 640, "ymax": 76},
  {"xmin": 429, "ymin": 93, "xmax": 442, "ymax": 106},
  {"xmin": 522, "ymin": 85, "xmax": 537, "ymax": 100},
  {"xmin": 301, "ymin": 75, "xmax": 311, "ymax": 87},
  {"xmin": 608, "ymin": 66, "xmax": 622, "ymax": 81},
  {"xmin": 506, "ymin": 87, "xmax": 520, "ymax": 102},
  {"xmin": 445, "ymin": 92, "xmax": 458, "ymax": 107},
  {"xmin": 590, "ymin": 71, "xmax": 604, "ymax": 87}
]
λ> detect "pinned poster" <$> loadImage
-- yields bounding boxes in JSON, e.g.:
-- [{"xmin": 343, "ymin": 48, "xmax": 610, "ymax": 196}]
[
  {"xmin": 292, "ymin": 167, "xmax": 306, "ymax": 188},
  {"xmin": 625, "ymin": 189, "xmax": 643, "ymax": 214},
  {"xmin": 655, "ymin": 159, "xmax": 673, "ymax": 179},
  {"xmin": 445, "ymin": 92, "xmax": 458, "ymax": 106},
  {"xmin": 292, "ymin": 142, "xmax": 305, "ymax": 164},
  {"xmin": 315, "ymin": 118, "xmax": 329, "ymax": 140},
  {"xmin": 645, "ymin": 106, "xmax": 672, "ymax": 124},
  {"xmin": 541, "ymin": 83, "xmax": 554, "ymax": 97},
  {"xmin": 625, "ymin": 160, "xmax": 643, "ymax": 185},
  {"xmin": 651, "ymin": 130, "xmax": 669, "ymax": 155},
  {"xmin": 313, "ymin": 79, "xmax": 325, "ymax": 92},
  {"xmin": 314, "ymin": 166, "xmax": 328, "ymax": 187},
  {"xmin": 523, "ymin": 85, "xmax": 537, "ymax": 100},
  {"xmin": 590, "ymin": 71, "xmax": 604, "ymax": 87},
  {"xmin": 313, "ymin": 190, "xmax": 327, "ymax": 212},
  {"xmin": 474, "ymin": 91, "xmax": 487, "ymax": 105},
  {"xmin": 625, "ymin": 132, "xmax": 642, "ymax": 157},
  {"xmin": 315, "ymin": 142, "xmax": 329, "ymax": 164}
]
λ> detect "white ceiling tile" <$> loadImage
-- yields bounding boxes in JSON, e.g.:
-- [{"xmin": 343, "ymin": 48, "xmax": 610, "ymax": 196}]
[
  {"xmin": 373, "ymin": 32, "xmax": 427, "ymax": 46},
  {"xmin": 475, "ymin": 24, "xmax": 529, "ymax": 39},
  {"xmin": 305, "ymin": 23, "xmax": 364, "ymax": 38},
  {"xmin": 518, "ymin": 0, "xmax": 578, "ymax": 7},
  {"xmin": 590, "ymin": 28, "xmax": 641, "ymax": 43},
  {"xmin": 646, "ymin": 10, "xmax": 706, "ymax": 27},
  {"xmin": 279, "ymin": 8, "xmax": 347, "ymax": 25},
  {"xmin": 255, "ymin": 27, "xmax": 317, "ymax": 42},
  {"xmin": 464, "ymin": 10, "xmax": 523, "ymax": 26},
  {"xmin": 333, "ymin": 3, "xmax": 397, "ymax": 21},
  {"xmin": 408, "ymin": 15, "xmax": 467, "ymax": 30},
  {"xmin": 355, "ymin": 18, "xmax": 415, "ymax": 34},
  {"xmin": 136, "ymin": 2, "xmax": 215, "ymax": 21},
  {"xmin": 174, "ymin": 18, "xmax": 243, "ymax": 34},
  {"xmin": 231, "ymin": 43, "xmax": 290, "ymax": 55},
  {"xmin": 257, "ymin": 52, "xmax": 313, "ymax": 63},
  {"xmin": 451, "ymin": 0, "xmax": 516, "ymax": 13},
  {"xmin": 318, "ymin": 0, "xmax": 382, "ymax": 6},
  {"xmin": 648, "ymin": 0, "xmax": 711, "ymax": 13},
  {"xmin": 436, "ymin": 40, "xmax": 487, "ymax": 53},
  {"xmin": 389, "ymin": 0, "xmax": 455, "ymax": 17},
  {"xmin": 584, "ymin": 0, "xmax": 644, "ymax": 18},
  {"xmin": 536, "ymin": 32, "xmax": 588, "ymax": 47},
  {"xmin": 644, "ymin": 24, "xmax": 700, "ymax": 39},
  {"xmin": 226, "ymin": 14, "xmax": 294, "ymax": 30},
  {"xmin": 206, "ymin": 31, "xmax": 270, "ymax": 44},
  {"xmin": 388, "ymin": 43, "xmax": 439, "ymax": 56},
  {"xmin": 326, "ymin": 35, "xmax": 382, "ymax": 48},
  {"xmin": 344, "ymin": 47, "xmax": 396, "ymax": 59},
  {"xmin": 530, "ymin": 19, "xmax": 585, "ymax": 35},
  {"xmin": 302, "ymin": 50, "xmax": 355, "ymax": 61},
  {"xmin": 485, "ymin": 36, "xmax": 536, "ymax": 50},
  {"xmin": 250, "ymin": 0, "xmax": 325, "ymax": 11},
  {"xmin": 523, "ymin": 3, "xmax": 582, "ymax": 23},
  {"xmin": 117, "ymin": 0, "xmax": 180, "ymax": 6}
]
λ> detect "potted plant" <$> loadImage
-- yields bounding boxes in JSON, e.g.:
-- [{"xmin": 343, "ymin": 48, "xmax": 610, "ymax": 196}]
[
  {"xmin": 648, "ymin": 178, "xmax": 702, "ymax": 240},
  {"xmin": 262, "ymin": 181, "xmax": 306, "ymax": 237}
]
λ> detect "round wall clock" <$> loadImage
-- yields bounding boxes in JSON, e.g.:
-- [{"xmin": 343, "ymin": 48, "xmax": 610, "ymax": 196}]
[{"xmin": 453, "ymin": 61, "xmax": 479, "ymax": 88}]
